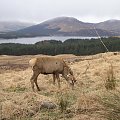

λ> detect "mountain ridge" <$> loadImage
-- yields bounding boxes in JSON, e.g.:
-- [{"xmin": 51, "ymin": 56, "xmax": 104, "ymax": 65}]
[
  {"xmin": 0, "ymin": 21, "xmax": 35, "ymax": 32},
  {"xmin": 0, "ymin": 17, "xmax": 120, "ymax": 38}
]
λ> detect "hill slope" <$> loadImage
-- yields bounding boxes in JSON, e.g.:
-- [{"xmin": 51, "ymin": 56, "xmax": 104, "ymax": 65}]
[
  {"xmin": 0, "ymin": 21, "xmax": 34, "ymax": 33},
  {"xmin": 0, "ymin": 17, "xmax": 120, "ymax": 38},
  {"xmin": 96, "ymin": 19, "xmax": 120, "ymax": 34}
]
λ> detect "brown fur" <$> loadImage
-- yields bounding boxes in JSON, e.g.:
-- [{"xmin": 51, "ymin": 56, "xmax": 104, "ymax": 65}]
[{"xmin": 29, "ymin": 56, "xmax": 76, "ymax": 91}]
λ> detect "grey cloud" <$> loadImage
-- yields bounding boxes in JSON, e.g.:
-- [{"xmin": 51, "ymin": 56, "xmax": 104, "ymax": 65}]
[{"xmin": 0, "ymin": 0, "xmax": 119, "ymax": 23}]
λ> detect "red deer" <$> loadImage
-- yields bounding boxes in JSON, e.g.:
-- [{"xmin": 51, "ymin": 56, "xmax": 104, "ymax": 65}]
[{"xmin": 29, "ymin": 56, "xmax": 76, "ymax": 91}]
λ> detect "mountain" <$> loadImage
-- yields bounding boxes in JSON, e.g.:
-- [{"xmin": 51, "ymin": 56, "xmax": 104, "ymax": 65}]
[
  {"xmin": 41, "ymin": 17, "xmax": 93, "ymax": 32},
  {"xmin": 0, "ymin": 21, "xmax": 35, "ymax": 33},
  {"xmin": 0, "ymin": 17, "xmax": 120, "ymax": 38},
  {"xmin": 96, "ymin": 19, "xmax": 120, "ymax": 34}
]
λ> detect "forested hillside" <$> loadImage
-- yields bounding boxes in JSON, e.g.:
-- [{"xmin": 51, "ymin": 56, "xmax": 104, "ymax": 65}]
[{"xmin": 0, "ymin": 37, "xmax": 120, "ymax": 55}]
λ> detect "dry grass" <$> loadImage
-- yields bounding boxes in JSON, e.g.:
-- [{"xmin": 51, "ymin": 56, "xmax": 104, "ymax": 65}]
[
  {"xmin": 98, "ymin": 91, "xmax": 120, "ymax": 120},
  {"xmin": 0, "ymin": 52, "xmax": 120, "ymax": 120},
  {"xmin": 105, "ymin": 64, "xmax": 116, "ymax": 90}
]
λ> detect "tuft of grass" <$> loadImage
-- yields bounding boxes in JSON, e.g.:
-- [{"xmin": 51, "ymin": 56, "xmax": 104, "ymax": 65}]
[
  {"xmin": 37, "ymin": 91, "xmax": 76, "ymax": 120},
  {"xmin": 3, "ymin": 85, "xmax": 27, "ymax": 93},
  {"xmin": 57, "ymin": 92, "xmax": 76, "ymax": 113},
  {"xmin": 40, "ymin": 91, "xmax": 54, "ymax": 97},
  {"xmin": 39, "ymin": 109, "xmax": 62, "ymax": 120},
  {"xmin": 105, "ymin": 64, "xmax": 116, "ymax": 90},
  {"xmin": 58, "ymin": 96, "xmax": 69, "ymax": 113},
  {"xmin": 99, "ymin": 91, "xmax": 120, "ymax": 120}
]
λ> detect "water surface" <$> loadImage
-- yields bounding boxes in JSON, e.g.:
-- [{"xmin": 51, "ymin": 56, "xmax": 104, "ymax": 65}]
[{"xmin": 0, "ymin": 36, "xmax": 98, "ymax": 44}]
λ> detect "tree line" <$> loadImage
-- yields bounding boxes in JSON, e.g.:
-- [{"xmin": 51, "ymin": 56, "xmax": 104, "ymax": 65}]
[{"xmin": 0, "ymin": 37, "xmax": 120, "ymax": 56}]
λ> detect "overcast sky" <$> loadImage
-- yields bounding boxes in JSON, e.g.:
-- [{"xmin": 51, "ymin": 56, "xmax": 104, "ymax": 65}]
[{"xmin": 0, "ymin": 0, "xmax": 120, "ymax": 23}]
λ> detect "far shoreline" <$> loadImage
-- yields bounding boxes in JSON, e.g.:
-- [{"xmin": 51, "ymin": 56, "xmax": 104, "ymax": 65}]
[{"xmin": 0, "ymin": 36, "xmax": 100, "ymax": 44}]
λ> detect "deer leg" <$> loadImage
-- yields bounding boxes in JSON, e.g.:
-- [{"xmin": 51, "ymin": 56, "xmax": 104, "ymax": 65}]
[
  {"xmin": 53, "ymin": 74, "xmax": 56, "ymax": 85},
  {"xmin": 30, "ymin": 71, "xmax": 39, "ymax": 91},
  {"xmin": 34, "ymin": 74, "xmax": 40, "ymax": 91},
  {"xmin": 30, "ymin": 74, "xmax": 35, "ymax": 92},
  {"xmin": 56, "ymin": 73, "xmax": 61, "ymax": 88}
]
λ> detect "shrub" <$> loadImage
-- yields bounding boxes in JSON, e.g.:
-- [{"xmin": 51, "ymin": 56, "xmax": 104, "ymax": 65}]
[{"xmin": 105, "ymin": 64, "xmax": 116, "ymax": 90}]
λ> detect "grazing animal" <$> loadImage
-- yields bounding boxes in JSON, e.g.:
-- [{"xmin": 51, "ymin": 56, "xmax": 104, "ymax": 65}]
[{"xmin": 29, "ymin": 56, "xmax": 76, "ymax": 91}]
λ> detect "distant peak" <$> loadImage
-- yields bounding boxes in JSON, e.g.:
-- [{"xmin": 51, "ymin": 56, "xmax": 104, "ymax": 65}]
[
  {"xmin": 52, "ymin": 16, "xmax": 78, "ymax": 20},
  {"xmin": 42, "ymin": 16, "xmax": 82, "ymax": 24},
  {"xmin": 105, "ymin": 19, "xmax": 120, "ymax": 22}
]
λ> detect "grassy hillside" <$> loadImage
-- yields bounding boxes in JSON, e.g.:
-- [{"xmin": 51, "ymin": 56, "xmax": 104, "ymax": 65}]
[{"xmin": 0, "ymin": 52, "xmax": 120, "ymax": 120}]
